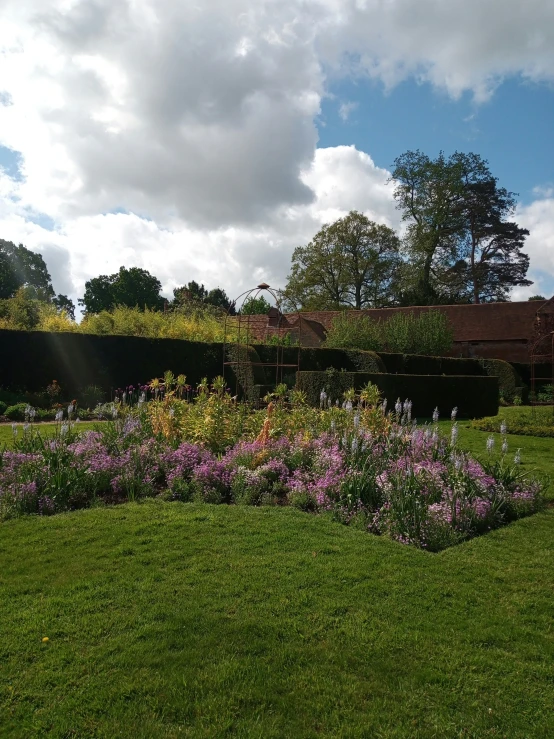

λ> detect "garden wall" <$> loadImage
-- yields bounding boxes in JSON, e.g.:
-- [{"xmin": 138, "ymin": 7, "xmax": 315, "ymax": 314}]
[{"xmin": 296, "ymin": 371, "xmax": 499, "ymax": 419}]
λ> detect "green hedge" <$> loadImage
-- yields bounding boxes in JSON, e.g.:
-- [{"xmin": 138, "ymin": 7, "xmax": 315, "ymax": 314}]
[
  {"xmin": 0, "ymin": 330, "xmax": 223, "ymax": 398},
  {"xmin": 296, "ymin": 371, "xmax": 499, "ymax": 419},
  {"xmin": 377, "ymin": 353, "xmax": 485, "ymax": 376},
  {"xmin": 481, "ymin": 359, "xmax": 523, "ymax": 403}
]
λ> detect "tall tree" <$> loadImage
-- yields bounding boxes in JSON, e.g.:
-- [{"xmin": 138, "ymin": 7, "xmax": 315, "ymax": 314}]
[
  {"xmin": 283, "ymin": 211, "xmax": 401, "ymax": 310},
  {"xmin": 390, "ymin": 151, "xmax": 532, "ymax": 304},
  {"xmin": 0, "ymin": 239, "xmax": 55, "ymax": 300},
  {"xmin": 79, "ymin": 267, "xmax": 164, "ymax": 313},
  {"xmin": 52, "ymin": 294, "xmax": 76, "ymax": 320}
]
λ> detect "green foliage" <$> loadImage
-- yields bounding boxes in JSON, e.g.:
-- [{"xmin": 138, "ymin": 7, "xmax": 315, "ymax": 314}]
[
  {"xmin": 80, "ymin": 266, "xmax": 164, "ymax": 314},
  {"xmin": 390, "ymin": 150, "xmax": 531, "ymax": 304},
  {"xmin": 0, "ymin": 400, "xmax": 6, "ymax": 416},
  {"xmin": 240, "ymin": 295, "xmax": 272, "ymax": 315},
  {"xmin": 296, "ymin": 370, "xmax": 499, "ymax": 418},
  {"xmin": 324, "ymin": 309, "xmax": 454, "ymax": 355},
  {"xmin": 0, "ymin": 239, "xmax": 55, "ymax": 301},
  {"xmin": 0, "ymin": 329, "xmax": 224, "ymax": 399},
  {"xmin": 481, "ymin": 359, "xmax": 522, "ymax": 403},
  {"xmin": 528, "ymin": 295, "xmax": 546, "ymax": 301},
  {"xmin": 79, "ymin": 385, "xmax": 105, "ymax": 409},
  {"xmin": 52, "ymin": 294, "xmax": 75, "ymax": 320},
  {"xmin": 0, "ymin": 288, "xmax": 42, "ymax": 329},
  {"xmin": 283, "ymin": 210, "xmax": 401, "ymax": 310},
  {"xmin": 473, "ymin": 406, "xmax": 554, "ymax": 437}
]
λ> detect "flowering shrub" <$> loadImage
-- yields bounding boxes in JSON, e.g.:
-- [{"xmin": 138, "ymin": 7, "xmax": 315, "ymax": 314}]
[{"xmin": 0, "ymin": 383, "xmax": 545, "ymax": 552}]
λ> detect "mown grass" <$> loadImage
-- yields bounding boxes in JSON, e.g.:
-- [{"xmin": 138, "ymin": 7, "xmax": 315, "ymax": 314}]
[
  {"xmin": 1, "ymin": 501, "xmax": 553, "ymax": 738},
  {"xmin": 0, "ymin": 422, "xmax": 99, "ymax": 448}
]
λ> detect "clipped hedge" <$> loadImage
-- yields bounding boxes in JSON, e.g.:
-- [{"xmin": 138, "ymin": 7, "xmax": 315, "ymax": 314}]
[
  {"xmin": 377, "ymin": 353, "xmax": 485, "ymax": 376},
  {"xmin": 481, "ymin": 359, "xmax": 523, "ymax": 403},
  {"xmin": 296, "ymin": 371, "xmax": 499, "ymax": 419},
  {"xmin": 0, "ymin": 330, "xmax": 223, "ymax": 398}
]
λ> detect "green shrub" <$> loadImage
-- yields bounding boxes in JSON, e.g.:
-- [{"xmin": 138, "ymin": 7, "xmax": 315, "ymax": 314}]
[
  {"xmin": 5, "ymin": 403, "xmax": 29, "ymax": 421},
  {"xmin": 79, "ymin": 385, "xmax": 105, "ymax": 408},
  {"xmin": 324, "ymin": 310, "xmax": 454, "ymax": 356},
  {"xmin": 296, "ymin": 370, "xmax": 498, "ymax": 419},
  {"xmin": 0, "ymin": 400, "xmax": 6, "ymax": 416},
  {"xmin": 473, "ymin": 410, "xmax": 554, "ymax": 437},
  {"xmin": 482, "ymin": 359, "xmax": 522, "ymax": 403}
]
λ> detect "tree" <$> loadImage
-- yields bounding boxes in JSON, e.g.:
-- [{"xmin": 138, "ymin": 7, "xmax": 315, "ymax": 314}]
[
  {"xmin": 53, "ymin": 294, "xmax": 76, "ymax": 320},
  {"xmin": 390, "ymin": 151, "xmax": 532, "ymax": 304},
  {"xmin": 172, "ymin": 282, "xmax": 235, "ymax": 314},
  {"xmin": 283, "ymin": 211, "xmax": 401, "ymax": 310},
  {"xmin": 205, "ymin": 288, "xmax": 235, "ymax": 314},
  {"xmin": 241, "ymin": 295, "xmax": 272, "ymax": 314},
  {"xmin": 0, "ymin": 239, "xmax": 55, "ymax": 301},
  {"xmin": 79, "ymin": 266, "xmax": 164, "ymax": 313},
  {"xmin": 528, "ymin": 295, "xmax": 546, "ymax": 301}
]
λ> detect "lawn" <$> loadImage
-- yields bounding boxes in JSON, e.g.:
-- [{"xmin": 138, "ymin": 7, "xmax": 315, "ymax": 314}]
[
  {"xmin": 2, "ymin": 411, "xmax": 554, "ymax": 737},
  {"xmin": 0, "ymin": 421, "xmax": 100, "ymax": 448},
  {"xmin": 1, "ymin": 501, "xmax": 553, "ymax": 738}
]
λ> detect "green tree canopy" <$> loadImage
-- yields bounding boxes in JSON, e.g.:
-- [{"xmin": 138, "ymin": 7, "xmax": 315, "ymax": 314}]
[
  {"xmin": 283, "ymin": 211, "xmax": 402, "ymax": 310},
  {"xmin": 172, "ymin": 282, "xmax": 235, "ymax": 314},
  {"xmin": 241, "ymin": 294, "xmax": 272, "ymax": 315},
  {"xmin": 79, "ymin": 267, "xmax": 164, "ymax": 314},
  {"xmin": 390, "ymin": 151, "xmax": 531, "ymax": 304},
  {"xmin": 0, "ymin": 239, "xmax": 55, "ymax": 301}
]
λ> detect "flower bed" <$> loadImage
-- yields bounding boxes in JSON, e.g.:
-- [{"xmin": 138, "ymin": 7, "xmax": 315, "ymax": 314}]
[{"xmin": 0, "ymin": 380, "xmax": 544, "ymax": 551}]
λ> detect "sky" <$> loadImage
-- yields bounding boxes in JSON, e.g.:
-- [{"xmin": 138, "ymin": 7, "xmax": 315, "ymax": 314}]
[{"xmin": 0, "ymin": 0, "xmax": 553, "ymax": 313}]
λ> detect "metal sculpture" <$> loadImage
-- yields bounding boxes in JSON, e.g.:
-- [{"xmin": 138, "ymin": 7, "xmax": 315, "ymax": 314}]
[
  {"xmin": 222, "ymin": 284, "xmax": 302, "ymax": 403},
  {"xmin": 529, "ymin": 297, "xmax": 554, "ymax": 414}
]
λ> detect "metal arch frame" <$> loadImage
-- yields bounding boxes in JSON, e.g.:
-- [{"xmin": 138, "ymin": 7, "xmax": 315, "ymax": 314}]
[
  {"xmin": 529, "ymin": 298, "xmax": 554, "ymax": 417},
  {"xmin": 222, "ymin": 283, "xmax": 303, "ymax": 402}
]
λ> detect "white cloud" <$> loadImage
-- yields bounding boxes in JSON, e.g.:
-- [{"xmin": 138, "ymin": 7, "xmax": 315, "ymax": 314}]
[
  {"xmin": 0, "ymin": 145, "xmax": 398, "ymax": 307},
  {"xmin": 0, "ymin": 0, "xmax": 553, "ymax": 308},
  {"xmin": 516, "ymin": 196, "xmax": 554, "ymax": 298},
  {"xmin": 338, "ymin": 101, "xmax": 358, "ymax": 121}
]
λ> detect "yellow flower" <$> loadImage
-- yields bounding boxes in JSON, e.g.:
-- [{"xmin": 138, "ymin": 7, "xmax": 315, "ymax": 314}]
[{"xmin": 42, "ymin": 636, "xmax": 49, "ymax": 643}]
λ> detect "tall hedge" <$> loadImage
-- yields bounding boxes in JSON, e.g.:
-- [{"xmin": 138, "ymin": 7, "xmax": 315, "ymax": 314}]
[
  {"xmin": 0, "ymin": 330, "xmax": 223, "ymax": 397},
  {"xmin": 481, "ymin": 359, "xmax": 523, "ymax": 402},
  {"xmin": 296, "ymin": 371, "xmax": 499, "ymax": 419},
  {"xmin": 377, "ymin": 353, "xmax": 485, "ymax": 376}
]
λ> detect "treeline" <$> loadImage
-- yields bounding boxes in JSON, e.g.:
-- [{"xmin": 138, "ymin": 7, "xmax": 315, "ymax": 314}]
[{"xmin": 283, "ymin": 150, "xmax": 534, "ymax": 310}]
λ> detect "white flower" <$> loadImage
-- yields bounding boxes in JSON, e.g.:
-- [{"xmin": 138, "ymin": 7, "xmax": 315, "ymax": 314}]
[
  {"xmin": 330, "ymin": 420, "xmax": 336, "ymax": 432},
  {"xmin": 432, "ymin": 407, "xmax": 440, "ymax": 424},
  {"xmin": 451, "ymin": 423, "xmax": 459, "ymax": 446},
  {"xmin": 381, "ymin": 399, "xmax": 387, "ymax": 412},
  {"xmin": 23, "ymin": 423, "xmax": 30, "ymax": 433},
  {"xmin": 353, "ymin": 414, "xmax": 360, "ymax": 429},
  {"xmin": 61, "ymin": 423, "xmax": 69, "ymax": 436},
  {"xmin": 514, "ymin": 448, "xmax": 522, "ymax": 465},
  {"xmin": 351, "ymin": 438, "xmax": 358, "ymax": 453},
  {"xmin": 486, "ymin": 436, "xmax": 495, "ymax": 453},
  {"xmin": 319, "ymin": 389, "xmax": 327, "ymax": 408},
  {"xmin": 55, "ymin": 410, "xmax": 63, "ymax": 422},
  {"xmin": 11, "ymin": 423, "xmax": 18, "ymax": 436},
  {"xmin": 395, "ymin": 398, "xmax": 402, "ymax": 415},
  {"xmin": 451, "ymin": 407, "xmax": 458, "ymax": 422},
  {"xmin": 345, "ymin": 400, "xmax": 353, "ymax": 413},
  {"xmin": 501, "ymin": 438, "xmax": 509, "ymax": 455}
]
